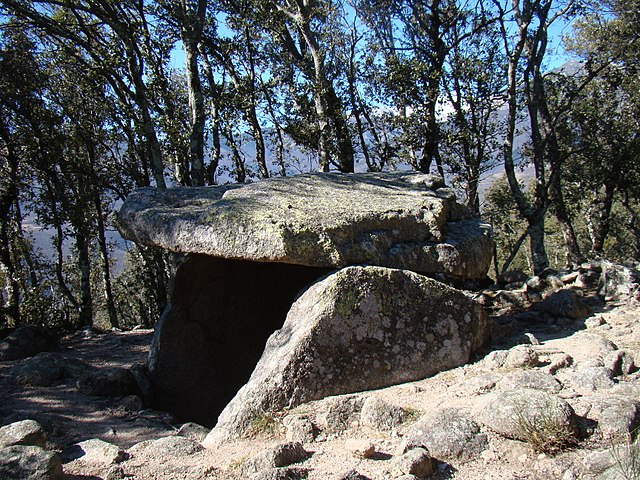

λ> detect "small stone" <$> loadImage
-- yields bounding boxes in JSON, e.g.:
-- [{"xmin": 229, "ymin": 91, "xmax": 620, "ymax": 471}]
[
  {"xmin": 248, "ymin": 467, "xmax": 310, "ymax": 480},
  {"xmin": 177, "ymin": 422, "xmax": 210, "ymax": 443},
  {"xmin": 117, "ymin": 395, "xmax": 143, "ymax": 413},
  {"xmin": 584, "ymin": 317, "xmax": 606, "ymax": 329},
  {"xmin": 333, "ymin": 469, "xmax": 371, "ymax": 480},
  {"xmin": 545, "ymin": 354, "xmax": 573, "ymax": 375},
  {"xmin": 68, "ymin": 438, "xmax": 126, "ymax": 464},
  {"xmin": 497, "ymin": 370, "xmax": 562, "ymax": 393},
  {"xmin": 604, "ymin": 350, "xmax": 636, "ymax": 377},
  {"xmin": 319, "ymin": 396, "xmax": 364, "ymax": 433},
  {"xmin": 504, "ymin": 345, "xmax": 539, "ymax": 369},
  {"xmin": 481, "ymin": 449, "xmax": 499, "ymax": 463},
  {"xmin": 568, "ymin": 366, "xmax": 615, "ymax": 392},
  {"xmin": 128, "ymin": 436, "xmax": 203, "ymax": 459},
  {"xmin": 283, "ymin": 415, "xmax": 318, "ymax": 444},
  {"xmin": 345, "ymin": 438, "xmax": 376, "ymax": 459},
  {"xmin": 392, "ymin": 447, "xmax": 434, "ymax": 479},
  {"xmin": 243, "ymin": 442, "xmax": 310, "ymax": 475},
  {"xmin": 360, "ymin": 397, "xmax": 405, "ymax": 431},
  {"xmin": 0, "ymin": 420, "xmax": 47, "ymax": 449}
]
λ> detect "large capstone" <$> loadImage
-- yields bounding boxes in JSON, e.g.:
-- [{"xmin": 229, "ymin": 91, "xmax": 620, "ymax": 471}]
[
  {"xmin": 117, "ymin": 172, "xmax": 492, "ymax": 280},
  {"xmin": 117, "ymin": 172, "xmax": 493, "ymax": 428},
  {"xmin": 204, "ymin": 266, "xmax": 489, "ymax": 444}
]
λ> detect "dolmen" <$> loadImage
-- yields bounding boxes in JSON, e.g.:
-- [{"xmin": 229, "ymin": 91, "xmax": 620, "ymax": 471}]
[{"xmin": 117, "ymin": 172, "xmax": 493, "ymax": 442}]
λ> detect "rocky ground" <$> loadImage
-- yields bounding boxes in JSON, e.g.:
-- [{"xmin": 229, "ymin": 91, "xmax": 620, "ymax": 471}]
[{"xmin": 1, "ymin": 261, "xmax": 640, "ymax": 480}]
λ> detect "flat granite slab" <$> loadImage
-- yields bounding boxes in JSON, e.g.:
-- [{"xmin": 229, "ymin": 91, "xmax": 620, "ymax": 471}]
[{"xmin": 117, "ymin": 172, "xmax": 492, "ymax": 280}]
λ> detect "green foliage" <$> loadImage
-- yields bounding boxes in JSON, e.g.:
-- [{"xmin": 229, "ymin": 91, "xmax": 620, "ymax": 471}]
[{"xmin": 243, "ymin": 410, "xmax": 283, "ymax": 439}]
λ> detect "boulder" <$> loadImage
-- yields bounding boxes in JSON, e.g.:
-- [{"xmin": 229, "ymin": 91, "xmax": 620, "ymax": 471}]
[
  {"xmin": 478, "ymin": 389, "xmax": 578, "ymax": 445},
  {"xmin": 117, "ymin": 172, "xmax": 493, "ymax": 280},
  {"xmin": 0, "ymin": 326, "xmax": 58, "ymax": 361},
  {"xmin": 205, "ymin": 266, "xmax": 488, "ymax": 444},
  {"xmin": 77, "ymin": 367, "xmax": 138, "ymax": 397},
  {"xmin": 402, "ymin": 408, "xmax": 487, "ymax": 461},
  {"xmin": 11, "ymin": 353, "xmax": 66, "ymax": 387},
  {"xmin": 0, "ymin": 445, "xmax": 63, "ymax": 480},
  {"xmin": 0, "ymin": 420, "xmax": 47, "ymax": 449},
  {"xmin": 534, "ymin": 289, "xmax": 591, "ymax": 319}
]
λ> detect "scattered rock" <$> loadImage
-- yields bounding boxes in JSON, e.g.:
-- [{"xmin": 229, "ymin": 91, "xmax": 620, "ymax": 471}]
[
  {"xmin": 504, "ymin": 345, "xmax": 539, "ymax": 369},
  {"xmin": 585, "ymin": 317, "xmax": 606, "ymax": 329},
  {"xmin": 333, "ymin": 469, "xmax": 371, "ymax": 480},
  {"xmin": 177, "ymin": 422, "xmax": 210, "ymax": 443},
  {"xmin": 243, "ymin": 442, "xmax": 310, "ymax": 476},
  {"xmin": 77, "ymin": 367, "xmax": 138, "ymax": 397},
  {"xmin": 402, "ymin": 408, "xmax": 487, "ymax": 461},
  {"xmin": 0, "ymin": 326, "xmax": 58, "ymax": 362},
  {"xmin": 206, "ymin": 266, "xmax": 488, "ymax": 443},
  {"xmin": 583, "ymin": 396, "xmax": 640, "ymax": 439},
  {"xmin": 360, "ymin": 397, "xmax": 405, "ymax": 431},
  {"xmin": 392, "ymin": 447, "xmax": 434, "ymax": 479},
  {"xmin": 534, "ymin": 289, "xmax": 591, "ymax": 319},
  {"xmin": 11, "ymin": 352, "xmax": 66, "ymax": 387},
  {"xmin": 454, "ymin": 373, "xmax": 499, "ymax": 395},
  {"xmin": 497, "ymin": 370, "xmax": 563, "ymax": 393},
  {"xmin": 580, "ymin": 449, "xmax": 616, "ymax": 476},
  {"xmin": 248, "ymin": 467, "xmax": 310, "ymax": 480},
  {"xmin": 128, "ymin": 436, "xmax": 203, "ymax": 460},
  {"xmin": 105, "ymin": 465, "xmax": 127, "ymax": 480},
  {"xmin": 345, "ymin": 438, "xmax": 376, "ymax": 459},
  {"xmin": 478, "ymin": 389, "xmax": 577, "ymax": 444},
  {"xmin": 498, "ymin": 270, "xmax": 528, "ymax": 286},
  {"xmin": 116, "ymin": 395, "xmax": 143, "ymax": 412},
  {"xmin": 0, "ymin": 420, "xmax": 47, "ymax": 449},
  {"xmin": 598, "ymin": 260, "xmax": 640, "ymax": 303},
  {"xmin": 283, "ymin": 415, "xmax": 319, "ymax": 444},
  {"xmin": 319, "ymin": 395, "xmax": 364, "ymax": 433},
  {"xmin": 67, "ymin": 438, "xmax": 126, "ymax": 464},
  {"xmin": 0, "ymin": 445, "xmax": 63, "ymax": 480},
  {"xmin": 604, "ymin": 350, "xmax": 636, "ymax": 376},
  {"xmin": 567, "ymin": 366, "xmax": 615, "ymax": 392}
]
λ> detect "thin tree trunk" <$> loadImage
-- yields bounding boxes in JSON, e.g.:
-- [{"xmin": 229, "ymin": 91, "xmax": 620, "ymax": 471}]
[
  {"xmin": 180, "ymin": 0, "xmax": 207, "ymax": 186},
  {"xmin": 93, "ymin": 194, "xmax": 118, "ymax": 329},
  {"xmin": 587, "ymin": 183, "xmax": 615, "ymax": 255},
  {"xmin": 75, "ymin": 230, "xmax": 93, "ymax": 327}
]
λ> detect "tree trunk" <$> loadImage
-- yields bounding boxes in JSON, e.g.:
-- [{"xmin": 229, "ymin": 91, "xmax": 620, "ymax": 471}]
[
  {"xmin": 528, "ymin": 217, "xmax": 549, "ymax": 275},
  {"xmin": 93, "ymin": 194, "xmax": 119, "ymax": 329},
  {"xmin": 587, "ymin": 183, "xmax": 615, "ymax": 255},
  {"xmin": 179, "ymin": 0, "xmax": 207, "ymax": 186},
  {"xmin": 75, "ymin": 230, "xmax": 93, "ymax": 327}
]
